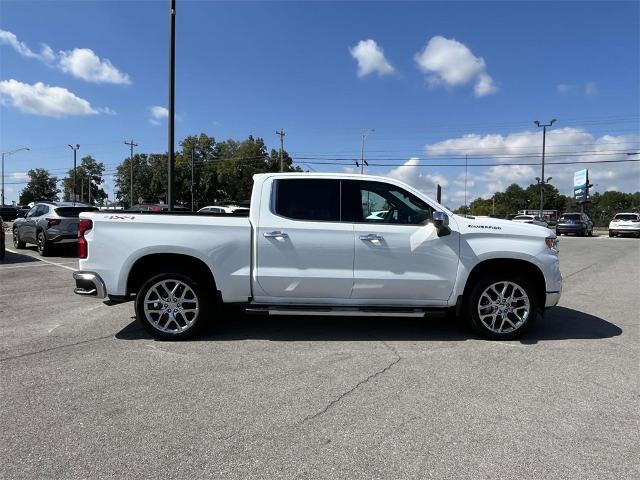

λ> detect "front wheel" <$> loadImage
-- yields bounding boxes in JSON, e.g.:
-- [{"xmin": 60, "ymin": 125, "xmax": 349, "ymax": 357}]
[
  {"xmin": 13, "ymin": 229, "xmax": 26, "ymax": 249},
  {"xmin": 466, "ymin": 274, "xmax": 538, "ymax": 340},
  {"xmin": 609, "ymin": 230, "xmax": 615, "ymax": 237},
  {"xmin": 135, "ymin": 272, "xmax": 211, "ymax": 340}
]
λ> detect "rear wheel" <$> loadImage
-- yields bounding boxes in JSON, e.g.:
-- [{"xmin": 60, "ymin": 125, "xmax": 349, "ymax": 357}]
[
  {"xmin": 36, "ymin": 231, "xmax": 51, "ymax": 256},
  {"xmin": 466, "ymin": 273, "xmax": 538, "ymax": 340},
  {"xmin": 135, "ymin": 272, "xmax": 211, "ymax": 340},
  {"xmin": 13, "ymin": 228, "xmax": 26, "ymax": 248}
]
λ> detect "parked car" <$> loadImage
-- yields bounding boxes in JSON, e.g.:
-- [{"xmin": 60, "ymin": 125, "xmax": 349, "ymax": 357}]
[
  {"xmin": 0, "ymin": 206, "xmax": 18, "ymax": 222},
  {"xmin": 12, "ymin": 202, "xmax": 99, "ymax": 256},
  {"xmin": 555, "ymin": 213, "xmax": 593, "ymax": 236},
  {"xmin": 0, "ymin": 216, "xmax": 5, "ymax": 260},
  {"xmin": 198, "ymin": 205, "xmax": 250, "ymax": 215},
  {"xmin": 73, "ymin": 173, "xmax": 561, "ymax": 341},
  {"xmin": 512, "ymin": 215, "xmax": 548, "ymax": 228},
  {"xmin": 609, "ymin": 212, "xmax": 640, "ymax": 237}
]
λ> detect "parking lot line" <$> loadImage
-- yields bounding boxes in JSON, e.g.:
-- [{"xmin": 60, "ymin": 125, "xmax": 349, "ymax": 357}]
[{"xmin": 4, "ymin": 248, "xmax": 78, "ymax": 272}]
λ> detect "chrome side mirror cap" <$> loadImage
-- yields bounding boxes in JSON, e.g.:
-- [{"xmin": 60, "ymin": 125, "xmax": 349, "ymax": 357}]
[
  {"xmin": 433, "ymin": 211, "xmax": 451, "ymax": 236},
  {"xmin": 434, "ymin": 211, "xmax": 449, "ymax": 227}
]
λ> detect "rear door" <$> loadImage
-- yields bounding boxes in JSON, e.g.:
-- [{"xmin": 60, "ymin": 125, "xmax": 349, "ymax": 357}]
[
  {"xmin": 345, "ymin": 180, "xmax": 460, "ymax": 303},
  {"xmin": 254, "ymin": 178, "xmax": 354, "ymax": 301}
]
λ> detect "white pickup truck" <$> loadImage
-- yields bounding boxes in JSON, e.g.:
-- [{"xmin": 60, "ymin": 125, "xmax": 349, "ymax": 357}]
[{"xmin": 73, "ymin": 173, "xmax": 561, "ymax": 340}]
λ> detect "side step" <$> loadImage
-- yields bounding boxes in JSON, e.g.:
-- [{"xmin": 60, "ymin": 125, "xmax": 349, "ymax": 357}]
[{"xmin": 245, "ymin": 305, "xmax": 446, "ymax": 318}]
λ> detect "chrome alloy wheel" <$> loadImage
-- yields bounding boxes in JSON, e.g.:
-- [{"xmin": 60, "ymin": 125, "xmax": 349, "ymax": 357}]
[
  {"xmin": 477, "ymin": 281, "xmax": 530, "ymax": 334},
  {"xmin": 142, "ymin": 279, "xmax": 200, "ymax": 334}
]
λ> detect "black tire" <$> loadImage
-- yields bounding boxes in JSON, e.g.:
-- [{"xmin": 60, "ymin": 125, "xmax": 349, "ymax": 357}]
[
  {"xmin": 13, "ymin": 228, "xmax": 26, "ymax": 248},
  {"xmin": 609, "ymin": 230, "xmax": 614, "ymax": 237},
  {"xmin": 36, "ymin": 231, "xmax": 51, "ymax": 256},
  {"xmin": 0, "ymin": 238, "xmax": 5, "ymax": 259},
  {"xmin": 466, "ymin": 272, "xmax": 538, "ymax": 340},
  {"xmin": 588, "ymin": 228, "xmax": 593, "ymax": 237},
  {"xmin": 135, "ymin": 271, "xmax": 212, "ymax": 340}
]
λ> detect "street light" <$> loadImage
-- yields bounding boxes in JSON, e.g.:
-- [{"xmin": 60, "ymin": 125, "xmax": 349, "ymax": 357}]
[
  {"xmin": 68, "ymin": 144, "xmax": 80, "ymax": 205},
  {"xmin": 1, "ymin": 147, "xmax": 30, "ymax": 207},
  {"xmin": 534, "ymin": 119, "xmax": 556, "ymax": 218}
]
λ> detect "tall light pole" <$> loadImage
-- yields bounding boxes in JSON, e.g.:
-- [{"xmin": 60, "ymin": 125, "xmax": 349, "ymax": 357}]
[
  {"xmin": 358, "ymin": 129, "xmax": 374, "ymax": 174},
  {"xmin": 1, "ymin": 147, "xmax": 30, "ymax": 206},
  {"xmin": 68, "ymin": 144, "xmax": 80, "ymax": 205},
  {"xmin": 276, "ymin": 129, "xmax": 286, "ymax": 172},
  {"xmin": 464, "ymin": 154, "xmax": 468, "ymax": 213},
  {"xmin": 167, "ymin": 0, "xmax": 176, "ymax": 210},
  {"xmin": 124, "ymin": 140, "xmax": 138, "ymax": 207},
  {"xmin": 534, "ymin": 119, "xmax": 556, "ymax": 218},
  {"xmin": 191, "ymin": 143, "xmax": 195, "ymax": 211}
]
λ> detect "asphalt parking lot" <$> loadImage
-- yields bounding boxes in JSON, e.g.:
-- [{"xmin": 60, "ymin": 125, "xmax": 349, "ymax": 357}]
[{"xmin": 1, "ymin": 232, "xmax": 638, "ymax": 479}]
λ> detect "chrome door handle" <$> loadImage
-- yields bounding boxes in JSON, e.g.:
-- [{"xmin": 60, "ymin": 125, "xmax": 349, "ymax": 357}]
[
  {"xmin": 263, "ymin": 231, "xmax": 289, "ymax": 239},
  {"xmin": 359, "ymin": 233, "xmax": 384, "ymax": 241}
]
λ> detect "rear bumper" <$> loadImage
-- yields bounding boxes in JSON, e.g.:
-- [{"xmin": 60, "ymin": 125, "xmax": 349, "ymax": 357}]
[
  {"xmin": 609, "ymin": 228, "xmax": 640, "ymax": 235},
  {"xmin": 556, "ymin": 225, "xmax": 585, "ymax": 233},
  {"xmin": 73, "ymin": 271, "xmax": 107, "ymax": 298},
  {"xmin": 49, "ymin": 233, "xmax": 78, "ymax": 244}
]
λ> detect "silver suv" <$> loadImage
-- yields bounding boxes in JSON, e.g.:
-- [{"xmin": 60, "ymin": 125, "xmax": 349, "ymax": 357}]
[{"xmin": 13, "ymin": 202, "xmax": 98, "ymax": 256}]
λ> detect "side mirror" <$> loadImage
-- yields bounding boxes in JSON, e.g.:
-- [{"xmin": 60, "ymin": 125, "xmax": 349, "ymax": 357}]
[
  {"xmin": 434, "ymin": 211, "xmax": 449, "ymax": 228},
  {"xmin": 433, "ymin": 211, "xmax": 451, "ymax": 236}
]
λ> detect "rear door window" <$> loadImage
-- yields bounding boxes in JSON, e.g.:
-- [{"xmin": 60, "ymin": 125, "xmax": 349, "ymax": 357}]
[{"xmin": 274, "ymin": 179, "xmax": 340, "ymax": 222}]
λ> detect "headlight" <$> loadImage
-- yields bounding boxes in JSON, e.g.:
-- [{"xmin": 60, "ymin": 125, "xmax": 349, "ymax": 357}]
[{"xmin": 545, "ymin": 236, "xmax": 559, "ymax": 252}]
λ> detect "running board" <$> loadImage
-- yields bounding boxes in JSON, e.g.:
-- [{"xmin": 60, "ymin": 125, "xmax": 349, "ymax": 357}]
[{"xmin": 245, "ymin": 305, "xmax": 446, "ymax": 318}]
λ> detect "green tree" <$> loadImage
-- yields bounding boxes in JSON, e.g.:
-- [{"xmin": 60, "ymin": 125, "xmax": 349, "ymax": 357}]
[
  {"xmin": 18, "ymin": 169, "xmax": 59, "ymax": 204},
  {"xmin": 61, "ymin": 156, "xmax": 107, "ymax": 205}
]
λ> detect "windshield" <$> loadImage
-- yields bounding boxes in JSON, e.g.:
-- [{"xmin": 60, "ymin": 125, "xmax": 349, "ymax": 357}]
[{"xmin": 513, "ymin": 216, "xmax": 532, "ymax": 220}]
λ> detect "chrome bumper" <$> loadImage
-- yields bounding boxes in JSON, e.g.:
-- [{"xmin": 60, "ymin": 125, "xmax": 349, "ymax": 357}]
[{"xmin": 73, "ymin": 271, "xmax": 107, "ymax": 299}]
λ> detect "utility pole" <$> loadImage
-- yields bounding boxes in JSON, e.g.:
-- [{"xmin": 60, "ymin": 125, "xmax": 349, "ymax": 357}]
[
  {"xmin": 357, "ymin": 129, "xmax": 374, "ymax": 174},
  {"xmin": 88, "ymin": 178, "xmax": 91, "ymax": 205},
  {"xmin": 167, "ymin": 0, "xmax": 176, "ymax": 210},
  {"xmin": 1, "ymin": 147, "xmax": 30, "ymax": 206},
  {"xmin": 464, "ymin": 154, "xmax": 468, "ymax": 213},
  {"xmin": 191, "ymin": 144, "xmax": 194, "ymax": 211},
  {"xmin": 534, "ymin": 119, "xmax": 556, "ymax": 218},
  {"xmin": 276, "ymin": 129, "xmax": 286, "ymax": 172},
  {"xmin": 68, "ymin": 144, "xmax": 80, "ymax": 205},
  {"xmin": 124, "ymin": 140, "xmax": 138, "ymax": 207}
]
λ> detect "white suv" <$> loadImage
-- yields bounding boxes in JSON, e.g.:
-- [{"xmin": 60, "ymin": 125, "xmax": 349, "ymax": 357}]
[{"xmin": 609, "ymin": 213, "xmax": 640, "ymax": 237}]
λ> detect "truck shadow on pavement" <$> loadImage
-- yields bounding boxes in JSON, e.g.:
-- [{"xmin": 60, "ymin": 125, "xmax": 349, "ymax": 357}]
[{"xmin": 115, "ymin": 306, "xmax": 622, "ymax": 344}]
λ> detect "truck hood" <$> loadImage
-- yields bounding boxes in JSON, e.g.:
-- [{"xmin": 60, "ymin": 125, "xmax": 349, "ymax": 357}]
[{"xmin": 452, "ymin": 214, "xmax": 554, "ymax": 238}]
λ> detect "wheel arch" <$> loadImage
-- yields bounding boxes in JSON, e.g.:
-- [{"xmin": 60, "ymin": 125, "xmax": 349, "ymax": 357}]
[
  {"xmin": 126, "ymin": 253, "xmax": 217, "ymax": 298},
  {"xmin": 462, "ymin": 258, "xmax": 546, "ymax": 309}
]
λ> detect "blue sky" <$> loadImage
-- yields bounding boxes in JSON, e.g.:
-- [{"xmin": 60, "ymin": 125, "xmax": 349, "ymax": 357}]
[{"xmin": 1, "ymin": 0, "xmax": 639, "ymax": 206}]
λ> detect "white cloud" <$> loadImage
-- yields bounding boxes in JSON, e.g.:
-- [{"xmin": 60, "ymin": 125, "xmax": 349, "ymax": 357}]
[
  {"xmin": 0, "ymin": 29, "xmax": 55, "ymax": 62},
  {"xmin": 557, "ymin": 82, "xmax": 598, "ymax": 96},
  {"xmin": 0, "ymin": 79, "xmax": 98, "ymax": 117},
  {"xmin": 149, "ymin": 105, "xmax": 169, "ymax": 125},
  {"xmin": 349, "ymin": 39, "xmax": 395, "ymax": 78},
  {"xmin": 414, "ymin": 36, "xmax": 497, "ymax": 97},
  {"xmin": 0, "ymin": 30, "xmax": 130, "ymax": 85},
  {"xmin": 10, "ymin": 172, "xmax": 30, "ymax": 183},
  {"xmin": 58, "ymin": 48, "xmax": 131, "ymax": 85},
  {"xmin": 386, "ymin": 157, "xmax": 449, "ymax": 197},
  {"xmin": 420, "ymin": 128, "xmax": 640, "ymax": 204},
  {"xmin": 585, "ymin": 81, "xmax": 597, "ymax": 96}
]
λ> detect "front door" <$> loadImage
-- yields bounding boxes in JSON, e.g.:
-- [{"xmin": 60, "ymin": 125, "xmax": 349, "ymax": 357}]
[
  {"xmin": 346, "ymin": 180, "xmax": 460, "ymax": 303},
  {"xmin": 254, "ymin": 178, "xmax": 354, "ymax": 301}
]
